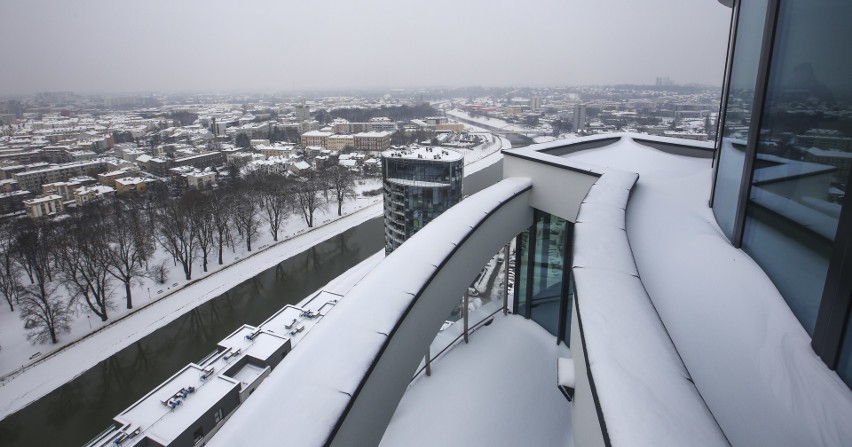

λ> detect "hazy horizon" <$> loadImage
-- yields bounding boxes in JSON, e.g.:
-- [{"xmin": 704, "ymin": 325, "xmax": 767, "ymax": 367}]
[{"xmin": 0, "ymin": 0, "xmax": 731, "ymax": 95}]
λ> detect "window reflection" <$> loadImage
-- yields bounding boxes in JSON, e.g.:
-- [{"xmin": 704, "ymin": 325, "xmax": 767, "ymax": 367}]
[
  {"xmin": 742, "ymin": 0, "xmax": 852, "ymax": 335},
  {"xmin": 514, "ymin": 210, "xmax": 572, "ymax": 345},
  {"xmin": 712, "ymin": 0, "xmax": 769, "ymax": 239}
]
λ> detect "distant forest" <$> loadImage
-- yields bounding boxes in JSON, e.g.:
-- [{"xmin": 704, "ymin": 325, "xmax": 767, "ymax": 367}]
[{"xmin": 321, "ymin": 103, "xmax": 439, "ymax": 123}]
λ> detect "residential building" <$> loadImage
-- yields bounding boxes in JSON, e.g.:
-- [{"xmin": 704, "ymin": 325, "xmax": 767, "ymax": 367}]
[
  {"xmin": 186, "ymin": 171, "xmax": 216, "ymax": 189},
  {"xmin": 381, "ymin": 146, "xmax": 463, "ymax": 253},
  {"xmin": 74, "ymin": 185, "xmax": 116, "ymax": 206},
  {"xmin": 572, "ymin": 103, "xmax": 586, "ymax": 133},
  {"xmin": 173, "ymin": 152, "xmax": 223, "ymax": 170},
  {"xmin": 326, "ymin": 134, "xmax": 355, "ymax": 151},
  {"xmin": 288, "ymin": 160, "xmax": 311, "ymax": 176},
  {"xmin": 0, "ymin": 190, "xmax": 31, "ymax": 214},
  {"xmin": 98, "ymin": 167, "xmax": 139, "ymax": 187},
  {"xmin": 301, "ymin": 130, "xmax": 332, "ymax": 148},
  {"xmin": 114, "ymin": 177, "xmax": 152, "ymax": 194},
  {"xmin": 13, "ymin": 160, "xmax": 106, "ymax": 193},
  {"xmin": 530, "ymin": 96, "xmax": 542, "ymax": 111},
  {"xmin": 354, "ymin": 131, "xmax": 391, "ymax": 151},
  {"xmin": 23, "ymin": 194, "xmax": 63, "ymax": 218},
  {"xmin": 367, "ymin": 117, "xmax": 397, "ymax": 132}
]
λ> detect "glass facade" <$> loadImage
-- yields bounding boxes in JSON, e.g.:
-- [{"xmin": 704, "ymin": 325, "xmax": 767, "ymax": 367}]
[
  {"xmin": 382, "ymin": 152, "xmax": 464, "ymax": 253},
  {"xmin": 513, "ymin": 209, "xmax": 572, "ymax": 345},
  {"xmin": 711, "ymin": 0, "xmax": 852, "ymax": 387},
  {"xmin": 712, "ymin": 0, "xmax": 768, "ymax": 239},
  {"xmin": 741, "ymin": 0, "xmax": 852, "ymax": 335}
]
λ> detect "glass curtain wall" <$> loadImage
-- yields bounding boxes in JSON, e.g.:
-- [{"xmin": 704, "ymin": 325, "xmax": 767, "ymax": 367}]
[
  {"xmin": 513, "ymin": 209, "xmax": 573, "ymax": 345},
  {"xmin": 712, "ymin": 0, "xmax": 769, "ymax": 239},
  {"xmin": 741, "ymin": 0, "xmax": 852, "ymax": 335}
]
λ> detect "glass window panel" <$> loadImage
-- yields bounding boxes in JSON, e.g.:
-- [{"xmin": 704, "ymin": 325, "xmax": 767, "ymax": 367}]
[
  {"xmin": 712, "ymin": 0, "xmax": 769, "ymax": 239},
  {"xmin": 514, "ymin": 231, "xmax": 529, "ymax": 316},
  {"xmin": 530, "ymin": 213, "xmax": 568, "ymax": 337},
  {"xmin": 742, "ymin": 0, "xmax": 852, "ymax": 335}
]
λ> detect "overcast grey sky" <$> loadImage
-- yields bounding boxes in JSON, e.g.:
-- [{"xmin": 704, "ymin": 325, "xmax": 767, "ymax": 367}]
[{"xmin": 0, "ymin": 0, "xmax": 731, "ymax": 94}]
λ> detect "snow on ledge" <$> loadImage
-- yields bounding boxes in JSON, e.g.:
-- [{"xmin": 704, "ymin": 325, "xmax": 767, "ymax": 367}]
[
  {"xmin": 570, "ymin": 162, "xmax": 729, "ymax": 446},
  {"xmin": 210, "ymin": 177, "xmax": 533, "ymax": 447}
]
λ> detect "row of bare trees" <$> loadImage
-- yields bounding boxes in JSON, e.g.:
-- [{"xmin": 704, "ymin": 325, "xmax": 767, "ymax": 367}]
[{"xmin": 0, "ymin": 165, "xmax": 360, "ymax": 345}]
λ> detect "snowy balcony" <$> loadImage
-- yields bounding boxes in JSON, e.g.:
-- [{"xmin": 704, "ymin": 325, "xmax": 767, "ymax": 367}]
[{"xmin": 209, "ymin": 132, "xmax": 852, "ymax": 446}]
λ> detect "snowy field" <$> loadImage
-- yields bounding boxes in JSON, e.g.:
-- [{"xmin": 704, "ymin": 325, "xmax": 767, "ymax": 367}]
[{"xmin": 0, "ymin": 141, "xmax": 505, "ymax": 420}]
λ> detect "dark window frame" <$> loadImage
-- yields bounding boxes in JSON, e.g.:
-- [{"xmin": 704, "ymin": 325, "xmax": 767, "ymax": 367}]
[{"xmin": 711, "ymin": 0, "xmax": 852, "ymax": 382}]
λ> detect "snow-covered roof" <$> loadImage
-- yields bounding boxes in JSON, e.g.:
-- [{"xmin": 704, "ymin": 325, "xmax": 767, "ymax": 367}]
[
  {"xmin": 557, "ymin": 133, "xmax": 852, "ymax": 445},
  {"xmin": 302, "ymin": 130, "xmax": 332, "ymax": 137},
  {"xmin": 114, "ymin": 364, "xmax": 240, "ymax": 445},
  {"xmin": 353, "ymin": 131, "xmax": 391, "ymax": 138},
  {"xmin": 381, "ymin": 146, "xmax": 463, "ymax": 162}
]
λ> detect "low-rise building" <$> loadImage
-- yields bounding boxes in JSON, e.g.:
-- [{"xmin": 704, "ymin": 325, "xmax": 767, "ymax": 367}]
[
  {"xmin": 98, "ymin": 167, "xmax": 139, "ymax": 187},
  {"xmin": 288, "ymin": 160, "xmax": 311, "ymax": 176},
  {"xmin": 354, "ymin": 131, "xmax": 392, "ymax": 151},
  {"xmin": 0, "ymin": 190, "xmax": 31, "ymax": 214},
  {"xmin": 256, "ymin": 143, "xmax": 295, "ymax": 159},
  {"xmin": 327, "ymin": 134, "xmax": 355, "ymax": 151},
  {"xmin": 300, "ymin": 130, "xmax": 332, "ymax": 148},
  {"xmin": 173, "ymin": 152, "xmax": 223, "ymax": 170},
  {"xmin": 74, "ymin": 185, "xmax": 116, "ymax": 206},
  {"xmin": 186, "ymin": 171, "xmax": 216, "ymax": 189},
  {"xmin": 23, "ymin": 194, "xmax": 63, "ymax": 218},
  {"xmin": 114, "ymin": 177, "xmax": 152, "ymax": 194},
  {"xmin": 13, "ymin": 160, "xmax": 106, "ymax": 193}
]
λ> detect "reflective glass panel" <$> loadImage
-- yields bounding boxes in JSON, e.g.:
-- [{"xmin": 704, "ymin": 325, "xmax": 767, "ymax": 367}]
[
  {"xmin": 529, "ymin": 212, "xmax": 565, "ymax": 336},
  {"xmin": 742, "ymin": 0, "xmax": 852, "ymax": 335},
  {"xmin": 712, "ymin": 0, "xmax": 769, "ymax": 239}
]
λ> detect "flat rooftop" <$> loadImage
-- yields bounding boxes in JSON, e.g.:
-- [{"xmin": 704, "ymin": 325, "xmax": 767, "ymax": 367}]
[
  {"xmin": 115, "ymin": 364, "xmax": 239, "ymax": 446},
  {"xmin": 381, "ymin": 146, "xmax": 463, "ymax": 162}
]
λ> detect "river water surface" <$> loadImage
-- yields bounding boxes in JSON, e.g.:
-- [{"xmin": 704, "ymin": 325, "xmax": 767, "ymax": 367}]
[{"xmin": 0, "ymin": 159, "xmax": 502, "ymax": 447}]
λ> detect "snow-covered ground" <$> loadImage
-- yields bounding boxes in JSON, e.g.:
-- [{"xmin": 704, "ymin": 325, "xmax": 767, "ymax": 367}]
[
  {"xmin": 0, "ymin": 143, "xmax": 506, "ymax": 421},
  {"xmin": 380, "ymin": 315, "xmax": 573, "ymax": 447},
  {"xmin": 0, "ymin": 179, "xmax": 384, "ymax": 419}
]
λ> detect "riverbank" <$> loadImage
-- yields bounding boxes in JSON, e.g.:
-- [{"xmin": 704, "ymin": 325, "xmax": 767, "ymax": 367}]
[
  {"xmin": 0, "ymin": 198, "xmax": 384, "ymax": 420},
  {"xmin": 0, "ymin": 137, "xmax": 505, "ymax": 421}
]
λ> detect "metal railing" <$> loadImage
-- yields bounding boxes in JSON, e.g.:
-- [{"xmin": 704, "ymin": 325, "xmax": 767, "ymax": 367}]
[{"xmin": 412, "ymin": 243, "xmax": 513, "ymax": 381}]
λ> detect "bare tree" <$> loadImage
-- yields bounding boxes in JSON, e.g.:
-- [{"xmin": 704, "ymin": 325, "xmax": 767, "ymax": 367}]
[
  {"xmin": 187, "ymin": 191, "xmax": 216, "ymax": 273},
  {"xmin": 324, "ymin": 166, "xmax": 357, "ymax": 216},
  {"xmin": 156, "ymin": 199, "xmax": 197, "ymax": 280},
  {"xmin": 14, "ymin": 220, "xmax": 68, "ymax": 344},
  {"xmin": 0, "ymin": 221, "xmax": 21, "ymax": 311},
  {"xmin": 56, "ymin": 215, "xmax": 113, "ymax": 321},
  {"xmin": 232, "ymin": 184, "xmax": 262, "ymax": 252},
  {"xmin": 106, "ymin": 198, "xmax": 154, "ymax": 309},
  {"xmin": 293, "ymin": 172, "xmax": 325, "ymax": 227},
  {"xmin": 19, "ymin": 281, "xmax": 70, "ymax": 344},
  {"xmin": 209, "ymin": 188, "xmax": 235, "ymax": 265},
  {"xmin": 256, "ymin": 174, "xmax": 290, "ymax": 241}
]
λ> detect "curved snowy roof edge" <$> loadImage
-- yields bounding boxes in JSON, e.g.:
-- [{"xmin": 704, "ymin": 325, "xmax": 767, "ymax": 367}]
[
  {"xmin": 505, "ymin": 134, "xmax": 728, "ymax": 446},
  {"xmin": 211, "ymin": 132, "xmax": 735, "ymax": 447},
  {"xmin": 211, "ymin": 177, "xmax": 536, "ymax": 447}
]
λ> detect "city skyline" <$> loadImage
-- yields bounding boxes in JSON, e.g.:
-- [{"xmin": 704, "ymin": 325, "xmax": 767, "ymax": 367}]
[{"xmin": 0, "ymin": 0, "xmax": 731, "ymax": 95}]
